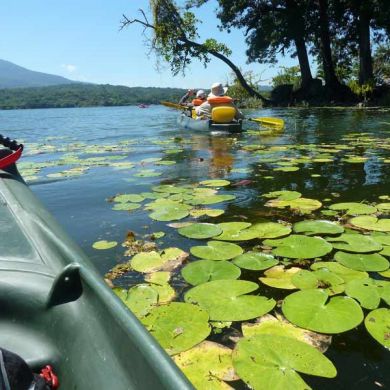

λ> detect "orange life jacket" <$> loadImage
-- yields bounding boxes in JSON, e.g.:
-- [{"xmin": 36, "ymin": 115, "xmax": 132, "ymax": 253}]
[
  {"xmin": 207, "ymin": 96, "xmax": 233, "ymax": 105},
  {"xmin": 192, "ymin": 98, "xmax": 205, "ymax": 106}
]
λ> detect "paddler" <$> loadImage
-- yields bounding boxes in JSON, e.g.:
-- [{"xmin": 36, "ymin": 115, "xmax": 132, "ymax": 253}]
[
  {"xmin": 179, "ymin": 89, "xmax": 207, "ymax": 106},
  {"xmin": 195, "ymin": 82, "xmax": 243, "ymax": 120}
]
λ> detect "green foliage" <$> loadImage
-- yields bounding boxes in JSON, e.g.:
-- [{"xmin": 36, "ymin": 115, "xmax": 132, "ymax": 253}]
[
  {"xmin": 348, "ymin": 79, "xmax": 375, "ymax": 101},
  {"xmin": 0, "ymin": 84, "xmax": 187, "ymax": 110},
  {"xmin": 272, "ymin": 66, "xmax": 302, "ymax": 89}
]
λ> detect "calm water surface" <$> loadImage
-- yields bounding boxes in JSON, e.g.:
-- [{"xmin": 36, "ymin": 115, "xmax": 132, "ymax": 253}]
[{"xmin": 1, "ymin": 105, "xmax": 390, "ymax": 389}]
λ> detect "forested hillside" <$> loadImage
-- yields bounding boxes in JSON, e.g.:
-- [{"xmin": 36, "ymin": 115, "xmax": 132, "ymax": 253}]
[{"xmin": 0, "ymin": 84, "xmax": 187, "ymax": 109}]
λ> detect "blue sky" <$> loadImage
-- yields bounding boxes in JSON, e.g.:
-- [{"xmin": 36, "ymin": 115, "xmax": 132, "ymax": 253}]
[{"xmin": 0, "ymin": 0, "xmax": 304, "ymax": 88}]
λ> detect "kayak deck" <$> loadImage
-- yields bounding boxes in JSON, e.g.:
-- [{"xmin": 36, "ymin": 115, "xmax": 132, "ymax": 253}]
[
  {"xmin": 177, "ymin": 113, "xmax": 243, "ymax": 133},
  {"xmin": 0, "ymin": 167, "xmax": 193, "ymax": 389}
]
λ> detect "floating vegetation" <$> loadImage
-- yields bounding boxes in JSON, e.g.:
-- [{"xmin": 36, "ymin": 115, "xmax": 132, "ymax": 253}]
[{"xmin": 92, "ymin": 240, "xmax": 117, "ymax": 250}]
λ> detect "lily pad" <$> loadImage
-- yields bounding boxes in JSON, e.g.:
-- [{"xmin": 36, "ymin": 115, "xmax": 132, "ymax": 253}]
[
  {"xmin": 263, "ymin": 235, "xmax": 333, "ymax": 259},
  {"xmin": 233, "ymin": 334, "xmax": 336, "ymax": 390},
  {"xmin": 148, "ymin": 200, "xmax": 191, "ymax": 221},
  {"xmin": 92, "ymin": 240, "xmax": 117, "ymax": 250},
  {"xmin": 142, "ymin": 302, "xmax": 211, "ymax": 355},
  {"xmin": 189, "ymin": 194, "xmax": 236, "ymax": 205},
  {"xmin": 293, "ymin": 220, "xmax": 344, "ymax": 235},
  {"xmin": 328, "ymin": 202, "xmax": 377, "ymax": 215},
  {"xmin": 259, "ymin": 266, "xmax": 301, "ymax": 289},
  {"xmin": 178, "ymin": 223, "xmax": 222, "ymax": 239},
  {"xmin": 377, "ymin": 203, "xmax": 390, "ymax": 213},
  {"xmin": 185, "ymin": 280, "xmax": 275, "ymax": 321},
  {"xmin": 282, "ymin": 289, "xmax": 364, "ymax": 333},
  {"xmin": 199, "ymin": 179, "xmax": 230, "ymax": 187},
  {"xmin": 114, "ymin": 285, "xmax": 158, "ymax": 318},
  {"xmin": 174, "ymin": 341, "xmax": 237, "ymax": 389},
  {"xmin": 181, "ymin": 260, "xmax": 241, "ymax": 286},
  {"xmin": 232, "ymin": 252, "xmax": 278, "ymax": 271},
  {"xmin": 364, "ymin": 308, "xmax": 390, "ymax": 348},
  {"xmin": 189, "ymin": 209, "xmax": 224, "ymax": 218},
  {"xmin": 265, "ymin": 198, "xmax": 322, "ymax": 214},
  {"xmin": 327, "ymin": 234, "xmax": 382, "ymax": 253},
  {"xmin": 292, "ymin": 269, "xmax": 345, "ymax": 295},
  {"xmin": 311, "ymin": 262, "xmax": 368, "ymax": 283},
  {"xmin": 345, "ymin": 278, "xmax": 390, "ymax": 309},
  {"xmin": 216, "ymin": 222, "xmax": 291, "ymax": 241},
  {"xmin": 112, "ymin": 202, "xmax": 141, "ymax": 211},
  {"xmin": 144, "ymin": 272, "xmax": 176, "ymax": 304},
  {"xmin": 349, "ymin": 216, "xmax": 390, "ymax": 232},
  {"xmin": 113, "ymin": 193, "xmax": 144, "ymax": 203},
  {"xmin": 131, "ymin": 247, "xmax": 188, "ymax": 273},
  {"xmin": 190, "ymin": 241, "xmax": 243, "ymax": 260},
  {"xmin": 241, "ymin": 314, "xmax": 332, "ymax": 353},
  {"xmin": 263, "ymin": 190, "xmax": 302, "ymax": 201},
  {"xmin": 334, "ymin": 251, "xmax": 389, "ymax": 271}
]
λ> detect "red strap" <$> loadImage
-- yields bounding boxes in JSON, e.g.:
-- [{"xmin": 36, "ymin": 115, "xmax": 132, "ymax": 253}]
[
  {"xmin": 0, "ymin": 145, "xmax": 23, "ymax": 169},
  {"xmin": 40, "ymin": 365, "xmax": 59, "ymax": 389}
]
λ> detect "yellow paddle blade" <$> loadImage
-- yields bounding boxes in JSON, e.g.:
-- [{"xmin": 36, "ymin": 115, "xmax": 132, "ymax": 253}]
[
  {"xmin": 249, "ymin": 117, "xmax": 285, "ymax": 127},
  {"xmin": 160, "ymin": 101, "xmax": 187, "ymax": 110}
]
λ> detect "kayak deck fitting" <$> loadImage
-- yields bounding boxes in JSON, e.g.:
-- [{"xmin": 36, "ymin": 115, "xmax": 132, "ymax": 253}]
[{"xmin": 0, "ymin": 163, "xmax": 193, "ymax": 389}]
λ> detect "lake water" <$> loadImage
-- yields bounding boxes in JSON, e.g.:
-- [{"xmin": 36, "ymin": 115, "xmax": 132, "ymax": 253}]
[{"xmin": 1, "ymin": 105, "xmax": 390, "ymax": 389}]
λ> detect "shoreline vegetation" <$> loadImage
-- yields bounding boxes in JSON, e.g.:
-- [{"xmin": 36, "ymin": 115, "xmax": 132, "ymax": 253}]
[{"xmin": 1, "ymin": 82, "xmax": 390, "ymax": 111}]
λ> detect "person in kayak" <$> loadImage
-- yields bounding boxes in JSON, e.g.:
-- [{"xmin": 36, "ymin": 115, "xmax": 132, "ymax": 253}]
[
  {"xmin": 195, "ymin": 82, "xmax": 243, "ymax": 120},
  {"xmin": 179, "ymin": 89, "xmax": 206, "ymax": 106}
]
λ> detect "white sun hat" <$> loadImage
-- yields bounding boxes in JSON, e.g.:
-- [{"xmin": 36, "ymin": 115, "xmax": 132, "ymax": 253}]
[
  {"xmin": 196, "ymin": 90, "xmax": 206, "ymax": 98},
  {"xmin": 208, "ymin": 82, "xmax": 228, "ymax": 98}
]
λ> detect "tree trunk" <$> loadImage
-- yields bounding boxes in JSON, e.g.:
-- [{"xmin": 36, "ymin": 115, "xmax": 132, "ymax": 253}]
[
  {"xmin": 358, "ymin": 5, "xmax": 373, "ymax": 85},
  {"xmin": 184, "ymin": 38, "xmax": 271, "ymax": 104},
  {"xmin": 317, "ymin": 0, "xmax": 341, "ymax": 88},
  {"xmin": 285, "ymin": 0, "xmax": 313, "ymax": 87}
]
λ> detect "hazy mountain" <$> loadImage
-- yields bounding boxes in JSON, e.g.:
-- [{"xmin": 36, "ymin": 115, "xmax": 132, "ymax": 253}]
[{"xmin": 0, "ymin": 59, "xmax": 77, "ymax": 88}]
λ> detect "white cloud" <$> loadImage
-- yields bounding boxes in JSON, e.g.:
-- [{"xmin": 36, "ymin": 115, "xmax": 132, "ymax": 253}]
[{"xmin": 61, "ymin": 64, "xmax": 77, "ymax": 73}]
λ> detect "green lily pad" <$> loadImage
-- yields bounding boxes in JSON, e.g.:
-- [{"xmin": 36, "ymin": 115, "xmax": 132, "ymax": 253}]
[
  {"xmin": 144, "ymin": 272, "xmax": 176, "ymax": 304},
  {"xmin": 233, "ymin": 334, "xmax": 336, "ymax": 390},
  {"xmin": 293, "ymin": 220, "xmax": 344, "ymax": 235},
  {"xmin": 349, "ymin": 216, "xmax": 390, "ymax": 232},
  {"xmin": 327, "ymin": 234, "xmax": 382, "ymax": 253},
  {"xmin": 185, "ymin": 280, "xmax": 275, "ymax": 321},
  {"xmin": 199, "ymin": 179, "xmax": 230, "ymax": 187},
  {"xmin": 262, "ymin": 190, "xmax": 302, "ymax": 201},
  {"xmin": 259, "ymin": 266, "xmax": 301, "ymax": 289},
  {"xmin": 273, "ymin": 166, "xmax": 300, "ymax": 172},
  {"xmin": 292, "ymin": 269, "xmax": 345, "ymax": 295},
  {"xmin": 310, "ymin": 262, "xmax": 368, "ymax": 283},
  {"xmin": 364, "ymin": 308, "xmax": 390, "ymax": 348},
  {"xmin": 92, "ymin": 240, "xmax": 117, "ymax": 250},
  {"xmin": 112, "ymin": 202, "xmax": 141, "ymax": 211},
  {"xmin": 264, "ymin": 235, "xmax": 333, "ymax": 259},
  {"xmin": 334, "ymin": 251, "xmax": 389, "ymax": 271},
  {"xmin": 190, "ymin": 241, "xmax": 243, "ymax": 260},
  {"xmin": 282, "ymin": 289, "xmax": 364, "ymax": 333},
  {"xmin": 266, "ymin": 198, "xmax": 322, "ymax": 214},
  {"xmin": 114, "ymin": 285, "xmax": 158, "ymax": 318},
  {"xmin": 173, "ymin": 341, "xmax": 237, "ymax": 389},
  {"xmin": 148, "ymin": 200, "xmax": 191, "ymax": 221},
  {"xmin": 232, "ymin": 252, "xmax": 278, "ymax": 271},
  {"xmin": 113, "ymin": 193, "xmax": 144, "ymax": 203},
  {"xmin": 380, "ymin": 269, "xmax": 390, "ymax": 278},
  {"xmin": 345, "ymin": 278, "xmax": 390, "ymax": 309},
  {"xmin": 371, "ymin": 233, "xmax": 390, "ymax": 246},
  {"xmin": 241, "ymin": 314, "xmax": 332, "ymax": 353},
  {"xmin": 189, "ymin": 194, "xmax": 236, "ymax": 205},
  {"xmin": 134, "ymin": 169, "xmax": 161, "ymax": 177},
  {"xmin": 328, "ymin": 202, "xmax": 377, "ymax": 215},
  {"xmin": 178, "ymin": 223, "xmax": 222, "ymax": 239},
  {"xmin": 189, "ymin": 208, "xmax": 224, "ymax": 218},
  {"xmin": 216, "ymin": 222, "xmax": 291, "ymax": 241},
  {"xmin": 377, "ymin": 203, "xmax": 390, "ymax": 213},
  {"xmin": 131, "ymin": 247, "xmax": 188, "ymax": 273},
  {"xmin": 142, "ymin": 302, "xmax": 211, "ymax": 355},
  {"xmin": 181, "ymin": 260, "xmax": 241, "ymax": 286}
]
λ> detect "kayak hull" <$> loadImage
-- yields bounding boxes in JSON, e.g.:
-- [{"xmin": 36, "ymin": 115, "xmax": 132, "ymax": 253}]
[
  {"xmin": 0, "ymin": 164, "xmax": 193, "ymax": 389},
  {"xmin": 177, "ymin": 113, "xmax": 243, "ymax": 133}
]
